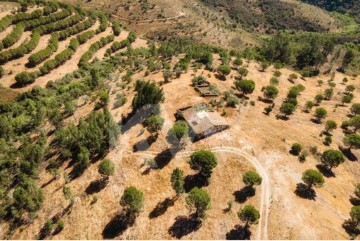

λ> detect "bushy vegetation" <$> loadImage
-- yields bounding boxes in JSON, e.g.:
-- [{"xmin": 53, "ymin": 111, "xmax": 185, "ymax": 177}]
[
  {"xmin": 28, "ymin": 33, "xmax": 59, "ymax": 67},
  {"xmin": 0, "ymin": 30, "xmax": 40, "ymax": 64},
  {"xmin": 1, "ymin": 23, "xmax": 25, "ymax": 49},
  {"xmin": 132, "ymin": 79, "xmax": 164, "ymax": 110},
  {"xmin": 23, "ymin": 9, "xmax": 71, "ymax": 30},
  {"xmin": 79, "ymin": 35, "xmax": 115, "ymax": 66}
]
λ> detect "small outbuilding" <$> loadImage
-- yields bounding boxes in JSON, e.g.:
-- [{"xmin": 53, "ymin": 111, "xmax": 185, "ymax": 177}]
[{"xmin": 177, "ymin": 103, "xmax": 229, "ymax": 140}]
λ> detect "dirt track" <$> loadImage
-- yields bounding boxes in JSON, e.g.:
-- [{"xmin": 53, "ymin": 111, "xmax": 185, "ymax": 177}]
[{"xmin": 130, "ymin": 145, "xmax": 271, "ymax": 240}]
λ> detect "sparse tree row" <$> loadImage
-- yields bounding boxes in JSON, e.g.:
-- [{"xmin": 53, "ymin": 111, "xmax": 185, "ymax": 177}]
[
  {"xmin": 16, "ymin": 38, "xmax": 79, "ymax": 85},
  {"xmin": 96, "ymin": 13, "xmax": 108, "ymax": 34},
  {"xmin": 58, "ymin": 15, "xmax": 96, "ymax": 41},
  {"xmin": 112, "ymin": 20, "xmax": 121, "ymax": 36},
  {"xmin": 27, "ymin": 33, "xmax": 59, "ymax": 67},
  {"xmin": 105, "ymin": 31, "xmax": 136, "ymax": 55},
  {"xmin": 23, "ymin": 9, "xmax": 71, "ymax": 31},
  {"xmin": 0, "ymin": 30, "xmax": 40, "ymax": 64},
  {"xmin": 78, "ymin": 34, "xmax": 115, "ymax": 66},
  {"xmin": 34, "ymin": 14, "xmax": 84, "ymax": 35},
  {"xmin": 0, "ymin": 23, "xmax": 25, "ymax": 50},
  {"xmin": 0, "ymin": 9, "xmax": 42, "ymax": 32}
]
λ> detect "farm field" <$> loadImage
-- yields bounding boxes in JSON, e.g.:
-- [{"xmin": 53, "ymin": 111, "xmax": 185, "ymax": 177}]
[{"xmin": 0, "ymin": 0, "xmax": 360, "ymax": 240}]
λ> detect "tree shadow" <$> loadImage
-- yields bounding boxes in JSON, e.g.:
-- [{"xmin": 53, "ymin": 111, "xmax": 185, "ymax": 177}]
[
  {"xmin": 215, "ymin": 73, "xmax": 226, "ymax": 81},
  {"xmin": 294, "ymin": 183, "xmax": 316, "ymax": 200},
  {"xmin": 154, "ymin": 148, "xmax": 179, "ymax": 169},
  {"xmin": 120, "ymin": 105, "xmax": 156, "ymax": 133},
  {"xmin": 275, "ymin": 114, "xmax": 289, "ymax": 121},
  {"xmin": 310, "ymin": 118, "xmax": 321, "ymax": 124},
  {"xmin": 133, "ymin": 134, "xmax": 158, "ymax": 152},
  {"xmin": 85, "ymin": 177, "xmax": 109, "ymax": 195},
  {"xmin": 102, "ymin": 210, "xmax": 136, "ymax": 239},
  {"xmin": 342, "ymin": 219, "xmax": 360, "ymax": 237},
  {"xmin": 41, "ymin": 176, "xmax": 57, "ymax": 188},
  {"xmin": 339, "ymin": 146, "xmax": 358, "ymax": 161},
  {"xmin": 37, "ymin": 203, "xmax": 73, "ymax": 239},
  {"xmin": 149, "ymin": 197, "xmax": 176, "ymax": 219},
  {"xmin": 184, "ymin": 173, "xmax": 209, "ymax": 193},
  {"xmin": 168, "ymin": 214, "xmax": 202, "ymax": 239},
  {"xmin": 316, "ymin": 164, "xmax": 335, "ymax": 178},
  {"xmin": 233, "ymin": 186, "xmax": 256, "ymax": 203},
  {"xmin": 349, "ymin": 196, "xmax": 360, "ymax": 206},
  {"xmin": 226, "ymin": 224, "xmax": 251, "ymax": 240}
]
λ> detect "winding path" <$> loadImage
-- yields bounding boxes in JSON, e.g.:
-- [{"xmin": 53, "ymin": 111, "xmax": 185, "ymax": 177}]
[{"xmin": 129, "ymin": 146, "xmax": 271, "ymax": 240}]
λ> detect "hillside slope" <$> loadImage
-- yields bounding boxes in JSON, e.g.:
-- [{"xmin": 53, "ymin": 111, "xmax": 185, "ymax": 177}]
[
  {"xmin": 301, "ymin": 0, "xmax": 360, "ymax": 22},
  {"xmin": 62, "ymin": 0, "xmax": 343, "ymax": 49}
]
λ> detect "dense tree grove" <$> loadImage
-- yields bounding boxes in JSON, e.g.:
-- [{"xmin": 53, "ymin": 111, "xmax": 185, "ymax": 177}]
[{"xmin": 55, "ymin": 110, "xmax": 120, "ymax": 166}]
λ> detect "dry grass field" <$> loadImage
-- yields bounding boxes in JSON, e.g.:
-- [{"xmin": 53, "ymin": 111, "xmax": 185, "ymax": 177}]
[{"xmin": 0, "ymin": 1, "xmax": 359, "ymax": 240}]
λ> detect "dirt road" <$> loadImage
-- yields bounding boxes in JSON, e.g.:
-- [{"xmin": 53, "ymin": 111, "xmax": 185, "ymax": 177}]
[{"xmin": 130, "ymin": 145, "xmax": 271, "ymax": 240}]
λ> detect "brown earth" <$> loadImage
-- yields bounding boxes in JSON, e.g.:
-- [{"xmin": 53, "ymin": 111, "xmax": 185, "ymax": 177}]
[{"xmin": 2, "ymin": 53, "xmax": 359, "ymax": 239}]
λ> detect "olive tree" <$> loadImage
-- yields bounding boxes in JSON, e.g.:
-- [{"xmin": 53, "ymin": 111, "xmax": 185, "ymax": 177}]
[
  {"xmin": 321, "ymin": 149, "xmax": 345, "ymax": 171},
  {"xmin": 263, "ymin": 85, "xmax": 279, "ymax": 100},
  {"xmin": 145, "ymin": 115, "xmax": 164, "ymax": 133},
  {"xmin": 189, "ymin": 150, "xmax": 218, "ymax": 178},
  {"xmin": 98, "ymin": 159, "xmax": 115, "ymax": 177},
  {"xmin": 351, "ymin": 103, "xmax": 360, "ymax": 116},
  {"xmin": 238, "ymin": 205, "xmax": 260, "ymax": 227},
  {"xmin": 355, "ymin": 184, "xmax": 360, "ymax": 199},
  {"xmin": 120, "ymin": 186, "xmax": 144, "ymax": 214},
  {"xmin": 167, "ymin": 120, "xmax": 189, "ymax": 147},
  {"xmin": 302, "ymin": 169, "xmax": 324, "ymax": 190},
  {"xmin": 238, "ymin": 67, "xmax": 248, "ymax": 80},
  {"xmin": 304, "ymin": 101, "xmax": 314, "ymax": 112},
  {"xmin": 324, "ymin": 120, "xmax": 337, "ymax": 133},
  {"xmin": 349, "ymin": 115, "xmax": 360, "ymax": 132},
  {"xmin": 217, "ymin": 65, "xmax": 231, "ymax": 79},
  {"xmin": 280, "ymin": 102, "xmax": 296, "ymax": 117},
  {"xmin": 235, "ymin": 79, "xmax": 255, "ymax": 96},
  {"xmin": 186, "ymin": 187, "xmax": 211, "ymax": 219},
  {"xmin": 314, "ymin": 108, "xmax": 327, "ymax": 123},
  {"xmin": 243, "ymin": 170, "xmax": 262, "ymax": 188},
  {"xmin": 171, "ymin": 168, "xmax": 184, "ymax": 197},
  {"xmin": 350, "ymin": 206, "xmax": 360, "ymax": 227},
  {"xmin": 343, "ymin": 134, "xmax": 360, "ymax": 150}
]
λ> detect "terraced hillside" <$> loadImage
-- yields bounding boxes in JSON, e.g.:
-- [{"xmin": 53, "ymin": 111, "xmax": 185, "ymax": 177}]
[
  {"xmin": 0, "ymin": 0, "xmax": 144, "ymax": 93},
  {"xmin": 0, "ymin": 1, "xmax": 360, "ymax": 240},
  {"xmin": 63, "ymin": 0, "xmax": 350, "ymax": 49}
]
